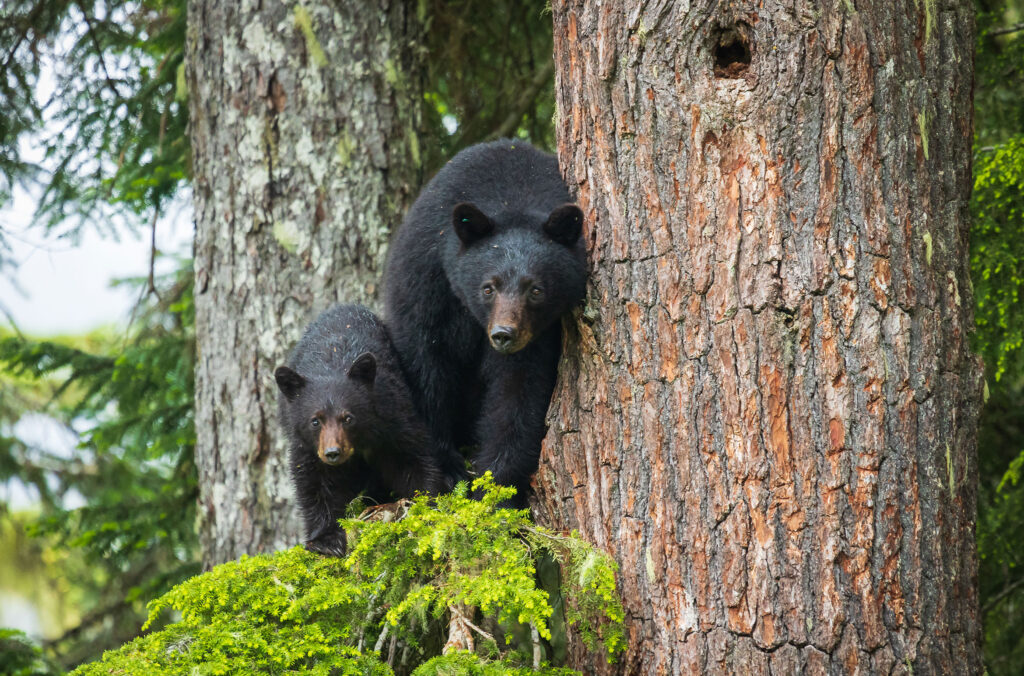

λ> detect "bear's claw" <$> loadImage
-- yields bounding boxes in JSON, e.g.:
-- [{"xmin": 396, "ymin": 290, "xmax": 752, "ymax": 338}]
[{"xmin": 305, "ymin": 531, "xmax": 346, "ymax": 557}]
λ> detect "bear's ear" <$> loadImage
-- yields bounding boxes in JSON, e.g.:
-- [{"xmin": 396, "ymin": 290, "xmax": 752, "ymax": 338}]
[
  {"xmin": 543, "ymin": 203, "xmax": 584, "ymax": 247},
  {"xmin": 275, "ymin": 366, "xmax": 306, "ymax": 399},
  {"xmin": 348, "ymin": 352, "xmax": 377, "ymax": 384},
  {"xmin": 452, "ymin": 203, "xmax": 494, "ymax": 246}
]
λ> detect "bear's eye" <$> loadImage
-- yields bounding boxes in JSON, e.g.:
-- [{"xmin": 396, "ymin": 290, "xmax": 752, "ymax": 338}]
[
  {"xmin": 530, "ymin": 286, "xmax": 543, "ymax": 297},
  {"xmin": 482, "ymin": 284, "xmax": 494, "ymax": 297},
  {"xmin": 310, "ymin": 418, "xmax": 321, "ymax": 429},
  {"xmin": 341, "ymin": 413, "xmax": 353, "ymax": 426}
]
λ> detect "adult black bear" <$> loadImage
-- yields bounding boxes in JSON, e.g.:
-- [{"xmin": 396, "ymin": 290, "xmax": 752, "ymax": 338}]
[
  {"xmin": 383, "ymin": 140, "xmax": 586, "ymax": 505},
  {"xmin": 274, "ymin": 304, "xmax": 446, "ymax": 556}
]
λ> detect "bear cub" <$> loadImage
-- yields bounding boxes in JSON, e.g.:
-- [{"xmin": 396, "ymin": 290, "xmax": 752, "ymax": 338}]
[
  {"xmin": 275, "ymin": 304, "xmax": 446, "ymax": 557},
  {"xmin": 383, "ymin": 140, "xmax": 587, "ymax": 505}
]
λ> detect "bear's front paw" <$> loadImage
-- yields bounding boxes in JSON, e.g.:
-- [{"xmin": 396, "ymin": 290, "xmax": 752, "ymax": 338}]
[{"xmin": 305, "ymin": 530, "xmax": 347, "ymax": 557}]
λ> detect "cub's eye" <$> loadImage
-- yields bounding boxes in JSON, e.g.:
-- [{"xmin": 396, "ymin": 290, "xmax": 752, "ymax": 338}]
[
  {"xmin": 482, "ymin": 284, "xmax": 494, "ymax": 297},
  {"xmin": 341, "ymin": 414, "xmax": 354, "ymax": 426},
  {"xmin": 530, "ymin": 286, "xmax": 543, "ymax": 298},
  {"xmin": 310, "ymin": 418, "xmax": 321, "ymax": 429}
]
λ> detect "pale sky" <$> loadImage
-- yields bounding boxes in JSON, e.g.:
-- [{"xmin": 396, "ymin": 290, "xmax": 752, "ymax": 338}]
[
  {"xmin": 0, "ymin": 43, "xmax": 193, "ymax": 337},
  {"xmin": 0, "ymin": 188, "xmax": 193, "ymax": 336}
]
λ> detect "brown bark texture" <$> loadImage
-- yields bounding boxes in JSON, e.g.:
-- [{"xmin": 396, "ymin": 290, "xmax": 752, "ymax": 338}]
[
  {"xmin": 534, "ymin": 1, "xmax": 983, "ymax": 673},
  {"xmin": 186, "ymin": 0, "xmax": 424, "ymax": 567}
]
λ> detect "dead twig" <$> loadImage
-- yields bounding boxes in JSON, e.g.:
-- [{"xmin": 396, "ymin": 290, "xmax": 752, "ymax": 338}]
[
  {"xmin": 990, "ymin": 22, "xmax": 1024, "ymax": 37},
  {"xmin": 443, "ymin": 603, "xmax": 476, "ymax": 654}
]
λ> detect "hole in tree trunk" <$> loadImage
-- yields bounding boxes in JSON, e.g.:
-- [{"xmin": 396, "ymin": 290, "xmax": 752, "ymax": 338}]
[{"xmin": 713, "ymin": 27, "xmax": 752, "ymax": 79}]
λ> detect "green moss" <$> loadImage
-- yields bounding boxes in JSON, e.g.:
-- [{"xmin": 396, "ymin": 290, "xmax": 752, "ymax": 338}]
[
  {"xmin": 294, "ymin": 4, "xmax": 328, "ymax": 69},
  {"xmin": 918, "ymin": 110, "xmax": 930, "ymax": 160},
  {"xmin": 924, "ymin": 0, "xmax": 936, "ymax": 43},
  {"xmin": 272, "ymin": 219, "xmax": 299, "ymax": 253},
  {"xmin": 337, "ymin": 130, "xmax": 354, "ymax": 167},
  {"xmin": 174, "ymin": 62, "xmax": 187, "ymax": 102},
  {"xmin": 912, "ymin": 0, "xmax": 935, "ymax": 43},
  {"xmin": 946, "ymin": 442, "xmax": 955, "ymax": 499},
  {"xmin": 385, "ymin": 58, "xmax": 402, "ymax": 88},
  {"xmin": 262, "ymin": 116, "xmax": 279, "ymax": 167},
  {"xmin": 409, "ymin": 128, "xmax": 422, "ymax": 168},
  {"xmin": 636, "ymin": 20, "xmax": 648, "ymax": 47}
]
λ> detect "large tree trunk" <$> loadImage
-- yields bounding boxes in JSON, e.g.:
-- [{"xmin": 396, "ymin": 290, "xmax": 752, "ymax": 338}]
[
  {"xmin": 536, "ymin": 1, "xmax": 983, "ymax": 673},
  {"xmin": 186, "ymin": 0, "xmax": 424, "ymax": 567}
]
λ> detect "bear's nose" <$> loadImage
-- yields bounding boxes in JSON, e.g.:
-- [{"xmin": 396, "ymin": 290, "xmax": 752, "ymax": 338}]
[
  {"xmin": 324, "ymin": 446, "xmax": 343, "ymax": 464},
  {"xmin": 489, "ymin": 326, "xmax": 517, "ymax": 352}
]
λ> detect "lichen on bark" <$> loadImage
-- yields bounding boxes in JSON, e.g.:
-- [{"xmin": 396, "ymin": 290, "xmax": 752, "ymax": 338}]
[{"xmin": 187, "ymin": 0, "xmax": 425, "ymax": 567}]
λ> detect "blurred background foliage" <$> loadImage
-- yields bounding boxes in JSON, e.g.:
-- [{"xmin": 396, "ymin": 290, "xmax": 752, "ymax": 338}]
[
  {"xmin": 0, "ymin": 0, "xmax": 1023, "ymax": 672},
  {"xmin": 974, "ymin": 2, "xmax": 1024, "ymax": 673}
]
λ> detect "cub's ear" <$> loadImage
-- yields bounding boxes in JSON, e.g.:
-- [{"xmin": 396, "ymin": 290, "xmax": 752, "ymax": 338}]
[
  {"xmin": 348, "ymin": 352, "xmax": 377, "ymax": 384},
  {"xmin": 274, "ymin": 366, "xmax": 306, "ymax": 399},
  {"xmin": 543, "ymin": 203, "xmax": 584, "ymax": 246},
  {"xmin": 452, "ymin": 203, "xmax": 494, "ymax": 246}
]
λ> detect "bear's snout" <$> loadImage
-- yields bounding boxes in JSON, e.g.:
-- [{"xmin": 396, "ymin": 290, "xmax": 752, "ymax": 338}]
[
  {"xmin": 318, "ymin": 442, "xmax": 353, "ymax": 466},
  {"xmin": 489, "ymin": 325, "xmax": 516, "ymax": 352},
  {"xmin": 488, "ymin": 294, "xmax": 533, "ymax": 354},
  {"xmin": 488, "ymin": 324, "xmax": 532, "ymax": 354},
  {"xmin": 318, "ymin": 422, "xmax": 353, "ymax": 465}
]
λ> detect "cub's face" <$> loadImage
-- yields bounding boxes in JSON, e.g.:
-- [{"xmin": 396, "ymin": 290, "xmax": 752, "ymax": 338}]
[
  {"xmin": 274, "ymin": 353, "xmax": 378, "ymax": 466},
  {"xmin": 451, "ymin": 203, "xmax": 586, "ymax": 355}
]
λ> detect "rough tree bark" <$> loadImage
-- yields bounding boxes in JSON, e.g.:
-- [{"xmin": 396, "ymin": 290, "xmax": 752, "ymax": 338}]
[
  {"xmin": 535, "ymin": 1, "xmax": 983, "ymax": 673},
  {"xmin": 186, "ymin": 0, "xmax": 425, "ymax": 567}
]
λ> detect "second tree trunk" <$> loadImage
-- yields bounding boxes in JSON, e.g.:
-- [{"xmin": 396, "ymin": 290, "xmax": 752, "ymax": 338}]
[
  {"xmin": 535, "ymin": 1, "xmax": 983, "ymax": 673},
  {"xmin": 187, "ymin": 0, "xmax": 425, "ymax": 566}
]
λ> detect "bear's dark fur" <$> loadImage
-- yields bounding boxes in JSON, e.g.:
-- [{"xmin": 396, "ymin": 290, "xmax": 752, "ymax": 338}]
[
  {"xmin": 383, "ymin": 140, "xmax": 587, "ymax": 504},
  {"xmin": 275, "ymin": 304, "xmax": 446, "ymax": 556}
]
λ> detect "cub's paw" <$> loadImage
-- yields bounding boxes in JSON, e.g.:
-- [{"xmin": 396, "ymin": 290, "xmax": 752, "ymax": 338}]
[{"xmin": 305, "ymin": 530, "xmax": 347, "ymax": 557}]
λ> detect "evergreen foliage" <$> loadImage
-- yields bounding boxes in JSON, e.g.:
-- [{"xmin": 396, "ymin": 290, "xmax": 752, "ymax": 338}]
[
  {"xmin": 2, "ymin": 13, "xmax": 194, "ymax": 652},
  {"xmin": 973, "ymin": 3, "xmax": 1024, "ymax": 674},
  {"xmin": 411, "ymin": 653, "xmax": 577, "ymax": 676},
  {"xmin": 0, "ymin": 629, "xmax": 62, "ymax": 676},
  {"xmin": 69, "ymin": 476, "xmax": 623, "ymax": 675},
  {"xmin": 972, "ymin": 137, "xmax": 1024, "ymax": 381},
  {"xmin": 421, "ymin": 0, "xmax": 557, "ymax": 160},
  {"xmin": 972, "ymin": 0, "xmax": 1024, "ymax": 381},
  {"xmin": 0, "ymin": 266, "xmax": 197, "ymax": 666},
  {"xmin": 1, "ymin": 0, "xmax": 188, "ymax": 235}
]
